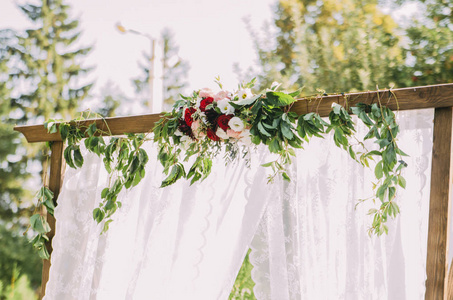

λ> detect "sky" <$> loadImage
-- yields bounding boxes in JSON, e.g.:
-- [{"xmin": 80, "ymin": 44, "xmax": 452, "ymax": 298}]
[{"xmin": 0, "ymin": 0, "xmax": 276, "ymax": 114}]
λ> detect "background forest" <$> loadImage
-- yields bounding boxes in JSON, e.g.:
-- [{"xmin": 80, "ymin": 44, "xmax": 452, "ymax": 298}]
[{"xmin": 0, "ymin": 0, "xmax": 452, "ymax": 299}]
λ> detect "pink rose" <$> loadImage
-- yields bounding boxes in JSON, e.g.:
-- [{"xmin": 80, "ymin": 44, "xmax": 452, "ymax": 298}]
[
  {"xmin": 227, "ymin": 129, "xmax": 242, "ymax": 139},
  {"xmin": 191, "ymin": 120, "xmax": 201, "ymax": 132},
  {"xmin": 214, "ymin": 90, "xmax": 230, "ymax": 102},
  {"xmin": 199, "ymin": 88, "xmax": 214, "ymax": 98}
]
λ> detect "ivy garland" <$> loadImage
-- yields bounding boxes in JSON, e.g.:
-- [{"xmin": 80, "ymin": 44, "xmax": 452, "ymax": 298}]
[{"xmin": 29, "ymin": 79, "xmax": 407, "ymax": 259}]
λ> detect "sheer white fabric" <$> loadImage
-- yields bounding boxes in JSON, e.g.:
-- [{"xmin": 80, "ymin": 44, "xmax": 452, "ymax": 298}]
[
  {"xmin": 45, "ymin": 109, "xmax": 434, "ymax": 300},
  {"xmin": 44, "ymin": 143, "xmax": 276, "ymax": 299},
  {"xmin": 250, "ymin": 109, "xmax": 434, "ymax": 299}
]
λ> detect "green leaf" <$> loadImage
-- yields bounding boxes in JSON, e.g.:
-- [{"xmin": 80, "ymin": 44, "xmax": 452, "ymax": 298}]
[
  {"xmin": 281, "ymin": 123, "xmax": 294, "ymax": 140},
  {"xmin": 388, "ymin": 186, "xmax": 396, "ymax": 201},
  {"xmin": 282, "ymin": 172, "xmax": 291, "ymax": 181},
  {"xmin": 30, "ymin": 214, "xmax": 51, "ymax": 234},
  {"xmin": 257, "ymin": 122, "xmax": 272, "ymax": 137},
  {"xmin": 398, "ymin": 176, "xmax": 406, "ymax": 189},
  {"xmin": 264, "ymin": 92, "xmax": 296, "ymax": 107},
  {"xmin": 161, "ymin": 164, "xmax": 183, "ymax": 187},
  {"xmin": 288, "ymin": 88, "xmax": 302, "ymax": 98},
  {"xmin": 73, "ymin": 147, "xmax": 84, "ymax": 168},
  {"xmin": 261, "ymin": 161, "xmax": 274, "ymax": 168},
  {"xmin": 375, "ymin": 161, "xmax": 384, "ymax": 179}
]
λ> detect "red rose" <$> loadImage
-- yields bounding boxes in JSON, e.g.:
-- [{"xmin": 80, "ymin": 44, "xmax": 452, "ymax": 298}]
[
  {"xmin": 207, "ymin": 128, "xmax": 220, "ymax": 141},
  {"xmin": 184, "ymin": 107, "xmax": 196, "ymax": 126},
  {"xmin": 199, "ymin": 97, "xmax": 214, "ymax": 112},
  {"xmin": 217, "ymin": 114, "xmax": 233, "ymax": 131}
]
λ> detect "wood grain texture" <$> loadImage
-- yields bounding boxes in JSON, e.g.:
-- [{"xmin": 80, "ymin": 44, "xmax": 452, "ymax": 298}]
[
  {"xmin": 447, "ymin": 258, "xmax": 453, "ymax": 300},
  {"xmin": 40, "ymin": 142, "xmax": 64, "ymax": 300},
  {"xmin": 14, "ymin": 83, "xmax": 453, "ymax": 143},
  {"xmin": 425, "ymin": 107, "xmax": 453, "ymax": 300}
]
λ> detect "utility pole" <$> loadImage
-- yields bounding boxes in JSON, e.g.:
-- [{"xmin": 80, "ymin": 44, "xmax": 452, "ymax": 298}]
[{"xmin": 116, "ymin": 23, "xmax": 163, "ymax": 113}]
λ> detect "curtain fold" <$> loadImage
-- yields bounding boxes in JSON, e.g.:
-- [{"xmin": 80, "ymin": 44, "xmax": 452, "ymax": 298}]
[
  {"xmin": 44, "ymin": 143, "xmax": 274, "ymax": 299},
  {"xmin": 250, "ymin": 109, "xmax": 434, "ymax": 300}
]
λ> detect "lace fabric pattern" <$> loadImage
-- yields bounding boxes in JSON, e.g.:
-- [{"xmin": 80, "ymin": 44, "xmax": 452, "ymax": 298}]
[{"xmin": 44, "ymin": 142, "xmax": 274, "ymax": 299}]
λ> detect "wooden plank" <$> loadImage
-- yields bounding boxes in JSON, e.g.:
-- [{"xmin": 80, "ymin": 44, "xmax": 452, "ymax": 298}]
[
  {"xmin": 40, "ymin": 141, "xmax": 64, "ymax": 299},
  {"xmin": 447, "ymin": 258, "xmax": 453, "ymax": 300},
  {"xmin": 425, "ymin": 107, "xmax": 453, "ymax": 300},
  {"xmin": 15, "ymin": 113, "xmax": 164, "ymax": 143},
  {"xmin": 14, "ymin": 83, "xmax": 453, "ymax": 143}
]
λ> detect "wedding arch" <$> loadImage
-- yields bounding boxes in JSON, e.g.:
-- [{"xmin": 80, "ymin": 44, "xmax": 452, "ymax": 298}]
[{"xmin": 14, "ymin": 83, "xmax": 453, "ymax": 299}]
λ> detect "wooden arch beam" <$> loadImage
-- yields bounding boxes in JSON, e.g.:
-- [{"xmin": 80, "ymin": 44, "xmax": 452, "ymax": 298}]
[{"xmin": 14, "ymin": 83, "xmax": 453, "ymax": 143}]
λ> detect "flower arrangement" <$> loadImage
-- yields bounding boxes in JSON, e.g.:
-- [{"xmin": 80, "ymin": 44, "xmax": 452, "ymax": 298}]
[{"xmin": 153, "ymin": 78, "xmax": 305, "ymax": 186}]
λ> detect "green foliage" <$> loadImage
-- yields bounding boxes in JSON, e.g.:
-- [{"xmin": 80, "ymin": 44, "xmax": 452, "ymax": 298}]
[
  {"xmin": 0, "ymin": 224, "xmax": 42, "ymax": 293},
  {"xmin": 0, "ymin": 274, "xmax": 38, "ymax": 300},
  {"xmin": 229, "ymin": 249, "xmax": 256, "ymax": 300},
  {"xmin": 405, "ymin": 0, "xmax": 453, "ymax": 85},
  {"xmin": 2, "ymin": 0, "xmax": 93, "ymax": 123},
  {"xmin": 44, "ymin": 115, "xmax": 151, "ymax": 235},
  {"xmin": 248, "ymin": 0, "xmax": 406, "ymax": 93}
]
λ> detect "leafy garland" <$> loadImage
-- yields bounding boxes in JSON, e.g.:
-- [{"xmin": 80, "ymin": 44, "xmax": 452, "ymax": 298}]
[{"xmin": 29, "ymin": 79, "xmax": 407, "ymax": 259}]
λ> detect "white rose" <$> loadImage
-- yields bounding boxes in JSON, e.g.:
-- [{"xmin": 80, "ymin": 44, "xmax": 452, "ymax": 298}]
[
  {"xmin": 228, "ymin": 117, "xmax": 245, "ymax": 132},
  {"xmin": 217, "ymin": 98, "xmax": 235, "ymax": 115},
  {"xmin": 216, "ymin": 127, "xmax": 229, "ymax": 140}
]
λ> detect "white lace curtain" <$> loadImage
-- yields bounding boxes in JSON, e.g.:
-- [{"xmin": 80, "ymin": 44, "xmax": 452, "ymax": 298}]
[{"xmin": 44, "ymin": 109, "xmax": 434, "ymax": 300}]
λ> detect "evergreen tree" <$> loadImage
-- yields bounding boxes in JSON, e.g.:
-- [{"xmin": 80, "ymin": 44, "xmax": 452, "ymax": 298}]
[
  {"xmin": 251, "ymin": 0, "xmax": 407, "ymax": 94},
  {"xmin": 0, "ymin": 30, "xmax": 31, "ymax": 227},
  {"xmin": 4, "ymin": 0, "xmax": 93, "ymax": 124},
  {"xmin": 0, "ymin": 29, "xmax": 41, "ymax": 296},
  {"xmin": 132, "ymin": 28, "xmax": 190, "ymax": 111},
  {"xmin": 0, "ymin": 0, "xmax": 93, "ymax": 293}
]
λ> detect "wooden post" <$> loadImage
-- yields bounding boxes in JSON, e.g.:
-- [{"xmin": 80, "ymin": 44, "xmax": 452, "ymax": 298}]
[
  {"xmin": 40, "ymin": 141, "xmax": 64, "ymax": 299},
  {"xmin": 425, "ymin": 107, "xmax": 453, "ymax": 299}
]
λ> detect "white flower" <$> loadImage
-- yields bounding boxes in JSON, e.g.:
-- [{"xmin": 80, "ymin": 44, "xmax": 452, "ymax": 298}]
[
  {"xmin": 238, "ymin": 88, "xmax": 253, "ymax": 100},
  {"xmin": 228, "ymin": 117, "xmax": 245, "ymax": 132},
  {"xmin": 174, "ymin": 129, "xmax": 183, "ymax": 136},
  {"xmin": 217, "ymin": 98, "xmax": 235, "ymax": 115},
  {"xmin": 216, "ymin": 127, "xmax": 229, "ymax": 140}
]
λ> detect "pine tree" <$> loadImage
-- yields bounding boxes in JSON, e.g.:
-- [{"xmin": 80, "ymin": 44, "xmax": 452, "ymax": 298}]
[
  {"xmin": 251, "ymin": 0, "xmax": 407, "ymax": 94},
  {"xmin": 0, "ymin": 30, "xmax": 31, "ymax": 226},
  {"xmin": 132, "ymin": 28, "xmax": 190, "ymax": 111},
  {"xmin": 0, "ymin": 0, "xmax": 93, "ymax": 291},
  {"xmin": 4, "ymin": 0, "xmax": 93, "ymax": 124},
  {"xmin": 0, "ymin": 29, "xmax": 42, "ymax": 295}
]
